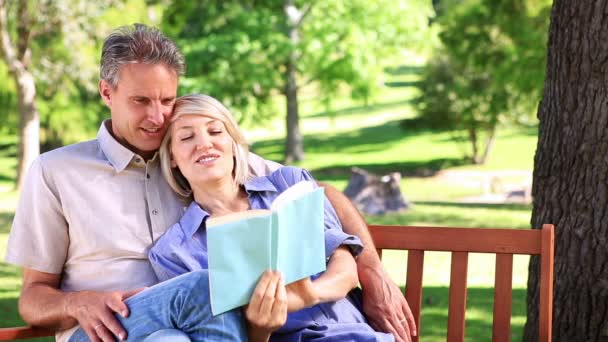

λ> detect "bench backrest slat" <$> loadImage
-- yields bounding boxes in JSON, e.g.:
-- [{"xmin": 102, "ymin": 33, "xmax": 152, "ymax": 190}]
[
  {"xmin": 405, "ymin": 250, "xmax": 424, "ymax": 342},
  {"xmin": 447, "ymin": 251, "xmax": 468, "ymax": 342},
  {"xmin": 368, "ymin": 224, "xmax": 554, "ymax": 342},
  {"xmin": 493, "ymin": 253, "xmax": 514, "ymax": 342}
]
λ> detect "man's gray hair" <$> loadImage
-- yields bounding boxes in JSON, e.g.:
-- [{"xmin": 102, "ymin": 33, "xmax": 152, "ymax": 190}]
[{"xmin": 100, "ymin": 23, "xmax": 185, "ymax": 87}]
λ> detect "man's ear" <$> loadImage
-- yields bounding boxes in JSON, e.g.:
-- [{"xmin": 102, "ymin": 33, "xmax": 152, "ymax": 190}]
[{"xmin": 99, "ymin": 79, "xmax": 113, "ymax": 107}]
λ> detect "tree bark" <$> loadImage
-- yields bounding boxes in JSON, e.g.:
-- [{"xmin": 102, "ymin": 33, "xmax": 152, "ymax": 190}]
[
  {"xmin": 0, "ymin": 0, "xmax": 39, "ymax": 191},
  {"xmin": 283, "ymin": 0, "xmax": 304, "ymax": 163},
  {"xmin": 525, "ymin": 1, "xmax": 608, "ymax": 341}
]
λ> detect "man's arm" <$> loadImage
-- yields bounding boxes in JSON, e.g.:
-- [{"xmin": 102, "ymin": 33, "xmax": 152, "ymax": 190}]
[
  {"xmin": 321, "ymin": 183, "xmax": 417, "ymax": 342},
  {"xmin": 19, "ymin": 268, "xmax": 142, "ymax": 342}
]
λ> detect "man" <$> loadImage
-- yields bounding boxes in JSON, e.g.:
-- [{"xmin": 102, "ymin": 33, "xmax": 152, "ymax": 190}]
[{"xmin": 6, "ymin": 24, "xmax": 415, "ymax": 342}]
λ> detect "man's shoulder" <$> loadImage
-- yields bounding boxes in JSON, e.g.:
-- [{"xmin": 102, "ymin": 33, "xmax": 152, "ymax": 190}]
[{"xmin": 38, "ymin": 139, "xmax": 102, "ymax": 166}]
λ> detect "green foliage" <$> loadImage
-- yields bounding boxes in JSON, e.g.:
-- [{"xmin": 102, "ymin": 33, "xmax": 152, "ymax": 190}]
[
  {"xmin": 0, "ymin": 0, "xmax": 159, "ymax": 149},
  {"xmin": 162, "ymin": 1, "xmax": 434, "ymax": 127},
  {"xmin": 413, "ymin": 0, "xmax": 551, "ymax": 163}
]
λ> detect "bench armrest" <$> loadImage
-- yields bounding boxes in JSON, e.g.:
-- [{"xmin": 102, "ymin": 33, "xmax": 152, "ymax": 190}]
[{"xmin": 0, "ymin": 326, "xmax": 54, "ymax": 340}]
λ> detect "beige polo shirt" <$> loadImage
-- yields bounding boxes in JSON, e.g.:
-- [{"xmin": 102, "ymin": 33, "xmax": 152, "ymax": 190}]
[{"xmin": 5, "ymin": 120, "xmax": 279, "ymax": 341}]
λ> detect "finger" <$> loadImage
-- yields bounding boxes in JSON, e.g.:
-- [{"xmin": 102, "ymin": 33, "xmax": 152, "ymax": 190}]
[
  {"xmin": 370, "ymin": 317, "xmax": 405, "ymax": 342},
  {"xmin": 94, "ymin": 324, "xmax": 117, "ymax": 342},
  {"xmin": 98, "ymin": 308, "xmax": 127, "ymax": 341},
  {"xmin": 390, "ymin": 313, "xmax": 410, "ymax": 342},
  {"xmin": 82, "ymin": 325, "xmax": 103, "ymax": 342},
  {"xmin": 107, "ymin": 294, "xmax": 129, "ymax": 318},
  {"xmin": 401, "ymin": 300, "xmax": 417, "ymax": 336},
  {"xmin": 121, "ymin": 287, "xmax": 147, "ymax": 300},
  {"xmin": 250, "ymin": 270, "xmax": 273, "ymax": 312},
  {"xmin": 259, "ymin": 272, "xmax": 280, "ymax": 314},
  {"xmin": 272, "ymin": 275, "xmax": 288, "ymax": 319}
]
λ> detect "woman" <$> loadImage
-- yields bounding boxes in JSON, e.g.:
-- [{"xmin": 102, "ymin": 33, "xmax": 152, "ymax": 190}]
[{"xmin": 149, "ymin": 94, "xmax": 394, "ymax": 341}]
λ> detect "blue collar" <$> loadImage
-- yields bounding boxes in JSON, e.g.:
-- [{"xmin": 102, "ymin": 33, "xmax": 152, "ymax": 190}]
[{"xmin": 181, "ymin": 175, "xmax": 279, "ymax": 237}]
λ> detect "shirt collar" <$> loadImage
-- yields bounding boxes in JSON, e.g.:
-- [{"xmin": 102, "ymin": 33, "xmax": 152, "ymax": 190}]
[
  {"xmin": 181, "ymin": 201, "xmax": 211, "ymax": 237},
  {"xmin": 97, "ymin": 120, "xmax": 159, "ymax": 172},
  {"xmin": 243, "ymin": 176, "xmax": 278, "ymax": 194},
  {"xmin": 181, "ymin": 176, "xmax": 278, "ymax": 238}
]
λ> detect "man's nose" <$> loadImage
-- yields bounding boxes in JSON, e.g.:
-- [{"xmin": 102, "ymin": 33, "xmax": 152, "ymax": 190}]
[{"xmin": 147, "ymin": 102, "xmax": 166, "ymax": 125}]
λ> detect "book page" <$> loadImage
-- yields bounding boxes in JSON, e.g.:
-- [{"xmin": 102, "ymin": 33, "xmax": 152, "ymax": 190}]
[
  {"xmin": 206, "ymin": 209, "xmax": 270, "ymax": 228},
  {"xmin": 270, "ymin": 180, "xmax": 317, "ymax": 211},
  {"xmin": 275, "ymin": 188, "xmax": 327, "ymax": 284},
  {"xmin": 207, "ymin": 213, "xmax": 272, "ymax": 315}
]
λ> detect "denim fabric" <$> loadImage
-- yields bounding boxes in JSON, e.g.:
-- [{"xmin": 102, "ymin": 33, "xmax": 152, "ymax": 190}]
[
  {"xmin": 142, "ymin": 329, "xmax": 190, "ymax": 341},
  {"xmin": 68, "ymin": 271, "xmax": 246, "ymax": 342}
]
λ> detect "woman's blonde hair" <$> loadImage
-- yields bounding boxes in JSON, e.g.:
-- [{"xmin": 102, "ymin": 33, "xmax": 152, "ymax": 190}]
[{"xmin": 160, "ymin": 94, "xmax": 250, "ymax": 198}]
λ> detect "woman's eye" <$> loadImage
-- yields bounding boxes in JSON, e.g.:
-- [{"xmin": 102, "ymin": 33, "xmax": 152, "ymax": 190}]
[
  {"xmin": 210, "ymin": 130, "xmax": 223, "ymax": 135},
  {"xmin": 179, "ymin": 135, "xmax": 193, "ymax": 141}
]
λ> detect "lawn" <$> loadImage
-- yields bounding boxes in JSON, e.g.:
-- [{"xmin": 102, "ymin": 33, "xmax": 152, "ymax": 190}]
[{"xmin": 0, "ymin": 80, "xmax": 537, "ymax": 341}]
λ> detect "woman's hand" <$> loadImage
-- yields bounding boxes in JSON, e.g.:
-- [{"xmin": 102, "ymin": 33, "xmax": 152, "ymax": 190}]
[{"xmin": 245, "ymin": 270, "xmax": 288, "ymax": 342}]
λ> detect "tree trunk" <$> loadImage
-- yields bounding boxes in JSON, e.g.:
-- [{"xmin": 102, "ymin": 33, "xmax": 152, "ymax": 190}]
[
  {"xmin": 468, "ymin": 126, "xmax": 480, "ymax": 164},
  {"xmin": 283, "ymin": 0, "xmax": 304, "ymax": 163},
  {"xmin": 0, "ymin": 0, "xmax": 39, "ymax": 191},
  {"xmin": 525, "ymin": 1, "xmax": 608, "ymax": 341},
  {"xmin": 15, "ymin": 70, "xmax": 39, "ymax": 191},
  {"xmin": 477, "ymin": 125, "xmax": 496, "ymax": 165}
]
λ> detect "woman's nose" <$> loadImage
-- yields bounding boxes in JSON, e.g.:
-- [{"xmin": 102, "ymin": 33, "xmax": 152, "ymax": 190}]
[{"xmin": 194, "ymin": 134, "xmax": 213, "ymax": 150}]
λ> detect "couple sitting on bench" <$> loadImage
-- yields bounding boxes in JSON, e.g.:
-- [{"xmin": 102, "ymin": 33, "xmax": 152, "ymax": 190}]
[{"xmin": 5, "ymin": 24, "xmax": 415, "ymax": 342}]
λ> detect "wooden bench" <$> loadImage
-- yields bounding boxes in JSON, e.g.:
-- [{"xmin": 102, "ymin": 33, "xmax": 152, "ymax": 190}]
[{"xmin": 0, "ymin": 224, "xmax": 554, "ymax": 341}]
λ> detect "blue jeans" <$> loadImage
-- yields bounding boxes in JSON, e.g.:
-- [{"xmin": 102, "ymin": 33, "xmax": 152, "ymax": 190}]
[{"xmin": 69, "ymin": 271, "xmax": 247, "ymax": 342}]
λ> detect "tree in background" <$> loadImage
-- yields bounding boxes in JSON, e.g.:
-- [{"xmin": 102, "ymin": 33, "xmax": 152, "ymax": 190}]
[
  {"xmin": 414, "ymin": 0, "xmax": 551, "ymax": 164},
  {"xmin": 527, "ymin": 1, "xmax": 608, "ymax": 340},
  {"xmin": 163, "ymin": 0, "xmax": 433, "ymax": 162},
  {"xmin": 0, "ymin": 0, "xmax": 160, "ymax": 190}
]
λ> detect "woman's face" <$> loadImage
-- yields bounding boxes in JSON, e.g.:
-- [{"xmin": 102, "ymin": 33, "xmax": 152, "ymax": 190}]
[{"xmin": 170, "ymin": 114, "xmax": 235, "ymax": 187}]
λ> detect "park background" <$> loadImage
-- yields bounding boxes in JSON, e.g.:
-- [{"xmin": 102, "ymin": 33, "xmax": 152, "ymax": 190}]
[{"xmin": 0, "ymin": 0, "xmax": 559, "ymax": 341}]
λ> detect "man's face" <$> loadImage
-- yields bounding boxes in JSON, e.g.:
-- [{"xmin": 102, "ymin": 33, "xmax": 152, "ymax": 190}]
[{"xmin": 99, "ymin": 63, "xmax": 178, "ymax": 159}]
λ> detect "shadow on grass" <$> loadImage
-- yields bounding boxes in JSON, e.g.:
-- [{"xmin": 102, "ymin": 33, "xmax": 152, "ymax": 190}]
[
  {"xmin": 311, "ymin": 159, "xmax": 468, "ymax": 180},
  {"xmin": 307, "ymin": 99, "xmax": 412, "ymax": 119},
  {"xmin": 385, "ymin": 81, "xmax": 422, "ymax": 88},
  {"xmin": 408, "ymin": 286, "xmax": 526, "ymax": 341},
  {"xmin": 385, "ymin": 65, "xmax": 425, "ymax": 76},
  {"xmin": 251, "ymin": 119, "xmax": 471, "ymax": 176},
  {"xmin": 414, "ymin": 201, "xmax": 533, "ymax": 212}
]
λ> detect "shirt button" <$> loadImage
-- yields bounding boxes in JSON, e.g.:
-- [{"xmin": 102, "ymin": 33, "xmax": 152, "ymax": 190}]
[
  {"xmin": 147, "ymin": 173, "xmax": 150, "ymax": 179},
  {"xmin": 134, "ymin": 157, "xmax": 142, "ymax": 163},
  {"xmin": 152, "ymin": 209, "xmax": 159, "ymax": 215}
]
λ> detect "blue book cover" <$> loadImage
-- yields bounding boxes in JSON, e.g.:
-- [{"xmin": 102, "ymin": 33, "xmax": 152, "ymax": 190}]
[{"xmin": 206, "ymin": 182, "xmax": 326, "ymax": 315}]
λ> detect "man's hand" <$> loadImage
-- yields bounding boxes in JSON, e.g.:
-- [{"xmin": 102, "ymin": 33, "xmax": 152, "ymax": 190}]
[
  {"xmin": 361, "ymin": 267, "xmax": 416, "ymax": 342},
  {"xmin": 65, "ymin": 288, "xmax": 144, "ymax": 342}
]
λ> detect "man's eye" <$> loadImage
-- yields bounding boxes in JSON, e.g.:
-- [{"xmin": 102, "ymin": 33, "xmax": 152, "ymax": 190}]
[
  {"xmin": 134, "ymin": 98, "xmax": 148, "ymax": 104},
  {"xmin": 162, "ymin": 99, "xmax": 175, "ymax": 106}
]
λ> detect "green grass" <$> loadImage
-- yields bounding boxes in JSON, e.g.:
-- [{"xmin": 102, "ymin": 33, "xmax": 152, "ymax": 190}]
[{"xmin": 0, "ymin": 70, "xmax": 537, "ymax": 340}]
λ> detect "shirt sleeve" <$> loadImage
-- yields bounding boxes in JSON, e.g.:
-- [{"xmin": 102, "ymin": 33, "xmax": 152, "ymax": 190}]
[
  {"xmin": 278, "ymin": 167, "xmax": 364, "ymax": 259},
  {"xmin": 5, "ymin": 157, "xmax": 69, "ymax": 274}
]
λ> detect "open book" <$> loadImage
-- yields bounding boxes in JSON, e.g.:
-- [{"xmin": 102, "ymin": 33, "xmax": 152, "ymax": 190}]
[{"xmin": 206, "ymin": 181, "xmax": 326, "ymax": 315}]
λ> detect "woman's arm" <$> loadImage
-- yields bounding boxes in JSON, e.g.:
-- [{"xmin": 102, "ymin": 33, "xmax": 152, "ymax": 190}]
[{"xmin": 286, "ymin": 246, "xmax": 358, "ymax": 312}]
